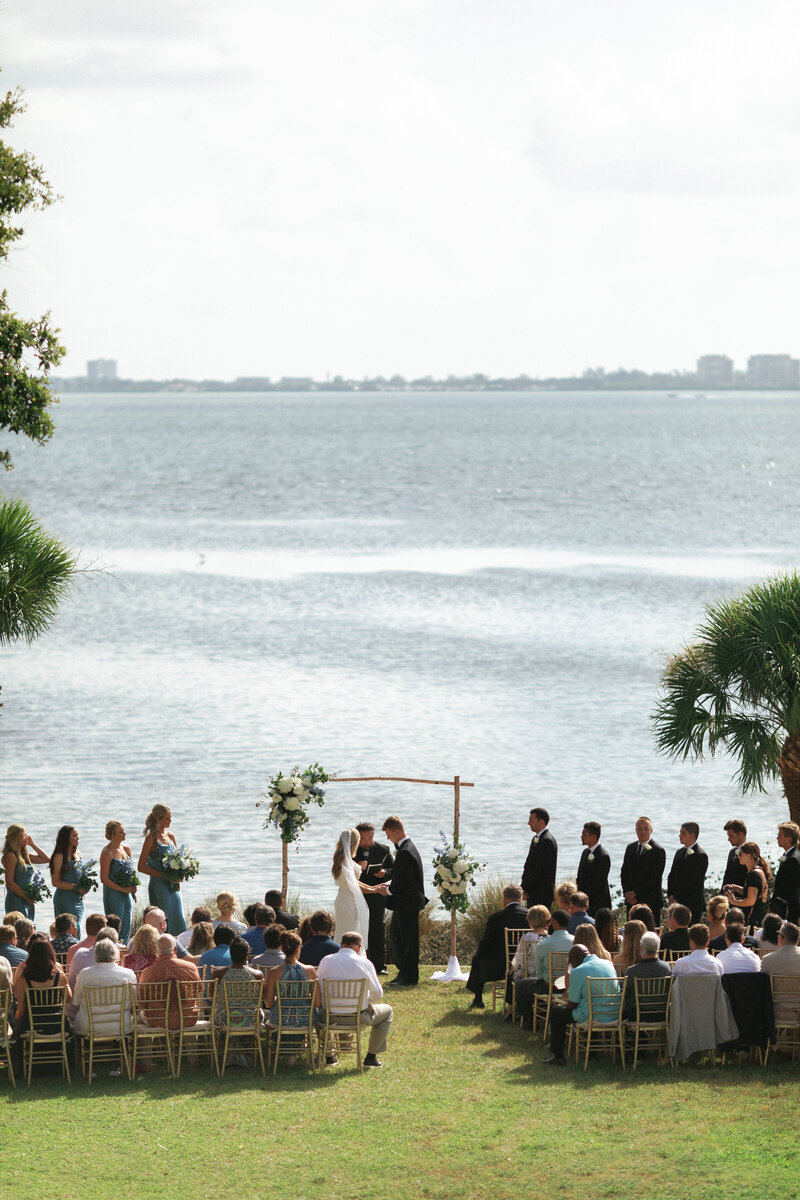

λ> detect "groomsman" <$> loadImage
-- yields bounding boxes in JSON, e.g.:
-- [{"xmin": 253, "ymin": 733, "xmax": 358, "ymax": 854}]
[
  {"xmin": 575, "ymin": 822, "xmax": 611, "ymax": 916},
  {"xmin": 355, "ymin": 821, "xmax": 393, "ymax": 973},
  {"xmin": 521, "ymin": 808, "xmax": 558, "ymax": 909},
  {"xmin": 620, "ymin": 817, "xmax": 666, "ymax": 925},
  {"xmin": 773, "ymin": 822, "xmax": 800, "ymax": 925},
  {"xmin": 722, "ymin": 819, "xmax": 749, "ymax": 891},
  {"xmin": 666, "ymin": 822, "xmax": 709, "ymax": 923}
]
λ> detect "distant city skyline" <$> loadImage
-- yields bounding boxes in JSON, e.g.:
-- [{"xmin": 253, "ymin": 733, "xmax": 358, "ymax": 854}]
[{"xmin": 4, "ymin": 1, "xmax": 800, "ymax": 380}]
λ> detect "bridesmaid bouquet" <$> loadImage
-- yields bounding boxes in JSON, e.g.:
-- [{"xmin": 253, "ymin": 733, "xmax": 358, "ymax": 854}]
[
  {"xmin": 258, "ymin": 762, "xmax": 334, "ymax": 844},
  {"xmin": 73, "ymin": 858, "xmax": 99, "ymax": 895},
  {"xmin": 160, "ymin": 845, "xmax": 201, "ymax": 891},
  {"xmin": 432, "ymin": 833, "xmax": 484, "ymax": 914},
  {"xmin": 116, "ymin": 860, "xmax": 141, "ymax": 888},
  {"xmin": 22, "ymin": 871, "xmax": 52, "ymax": 905}
]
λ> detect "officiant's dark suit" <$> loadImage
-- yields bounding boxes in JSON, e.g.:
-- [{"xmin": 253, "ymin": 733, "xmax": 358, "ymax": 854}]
[
  {"xmin": 356, "ymin": 838, "xmax": 394, "ymax": 973},
  {"xmin": 772, "ymin": 846, "xmax": 800, "ymax": 924},
  {"xmin": 620, "ymin": 839, "xmax": 666, "ymax": 923},
  {"xmin": 576, "ymin": 845, "xmax": 611, "ymax": 916},
  {"xmin": 667, "ymin": 843, "xmax": 708, "ymax": 923},
  {"xmin": 384, "ymin": 830, "xmax": 427, "ymax": 986},
  {"xmin": 466, "ymin": 895, "xmax": 529, "ymax": 1006},
  {"xmin": 521, "ymin": 829, "xmax": 557, "ymax": 909}
]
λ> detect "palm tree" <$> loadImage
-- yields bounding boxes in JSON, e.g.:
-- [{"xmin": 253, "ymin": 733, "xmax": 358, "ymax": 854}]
[
  {"xmin": 0, "ymin": 496, "xmax": 77, "ymax": 646},
  {"xmin": 652, "ymin": 573, "xmax": 800, "ymax": 824}
]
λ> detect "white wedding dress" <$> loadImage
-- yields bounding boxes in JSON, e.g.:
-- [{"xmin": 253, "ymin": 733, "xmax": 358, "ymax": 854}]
[{"xmin": 334, "ymin": 831, "xmax": 370, "ymax": 944}]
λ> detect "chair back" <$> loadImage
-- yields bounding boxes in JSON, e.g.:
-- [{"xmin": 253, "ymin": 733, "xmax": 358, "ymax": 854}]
[
  {"xmin": 174, "ymin": 978, "xmax": 206, "ymax": 1028},
  {"xmin": 668, "ymin": 949, "xmax": 691, "ymax": 963},
  {"xmin": 586, "ymin": 976, "xmax": 624, "ymax": 1024},
  {"xmin": 321, "ymin": 977, "xmax": 367, "ymax": 1018},
  {"xmin": 26, "ymin": 985, "xmax": 69, "ymax": 1036},
  {"xmin": 633, "ymin": 975, "xmax": 672, "ymax": 1022},
  {"xmin": 504, "ymin": 928, "xmax": 528, "ymax": 971},
  {"xmin": 0, "ymin": 988, "xmax": 11, "ymax": 1039},
  {"xmin": 84, "ymin": 985, "xmax": 130, "ymax": 1038},
  {"xmin": 276, "ymin": 978, "xmax": 315, "ymax": 1025},
  {"xmin": 521, "ymin": 939, "xmax": 538, "ymax": 979},
  {"xmin": 219, "ymin": 979, "xmax": 264, "ymax": 1030},
  {"xmin": 547, "ymin": 951, "xmax": 570, "ymax": 991},
  {"xmin": 136, "ymin": 980, "xmax": 173, "ymax": 1031}
]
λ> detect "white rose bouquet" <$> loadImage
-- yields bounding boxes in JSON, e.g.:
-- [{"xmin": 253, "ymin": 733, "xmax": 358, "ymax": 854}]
[
  {"xmin": 159, "ymin": 844, "xmax": 201, "ymax": 892},
  {"xmin": 258, "ymin": 762, "xmax": 334, "ymax": 844},
  {"xmin": 432, "ymin": 832, "xmax": 484, "ymax": 914}
]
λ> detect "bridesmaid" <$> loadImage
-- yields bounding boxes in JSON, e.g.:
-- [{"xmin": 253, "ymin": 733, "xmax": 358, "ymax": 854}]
[
  {"xmin": 2, "ymin": 824, "xmax": 49, "ymax": 921},
  {"xmin": 137, "ymin": 804, "xmax": 187, "ymax": 935},
  {"xmin": 50, "ymin": 826, "xmax": 86, "ymax": 938},
  {"xmin": 100, "ymin": 820, "xmax": 137, "ymax": 943}
]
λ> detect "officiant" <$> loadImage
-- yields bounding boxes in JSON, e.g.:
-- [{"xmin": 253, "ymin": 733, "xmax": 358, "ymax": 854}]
[{"xmin": 355, "ymin": 821, "xmax": 394, "ymax": 973}]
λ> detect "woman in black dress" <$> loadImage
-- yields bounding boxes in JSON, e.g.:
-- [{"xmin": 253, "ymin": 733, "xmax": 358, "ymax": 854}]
[{"xmin": 724, "ymin": 841, "xmax": 771, "ymax": 928}]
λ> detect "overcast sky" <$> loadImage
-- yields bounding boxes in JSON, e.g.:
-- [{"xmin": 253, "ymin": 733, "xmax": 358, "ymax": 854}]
[{"xmin": 2, "ymin": 0, "xmax": 799, "ymax": 380}]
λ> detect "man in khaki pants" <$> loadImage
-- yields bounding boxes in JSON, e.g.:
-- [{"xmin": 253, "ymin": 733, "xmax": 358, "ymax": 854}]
[{"xmin": 316, "ymin": 932, "xmax": 394, "ymax": 1068}]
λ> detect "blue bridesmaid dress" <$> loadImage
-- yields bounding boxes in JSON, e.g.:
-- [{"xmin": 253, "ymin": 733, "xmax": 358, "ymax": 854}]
[
  {"xmin": 5, "ymin": 859, "xmax": 35, "ymax": 921},
  {"xmin": 103, "ymin": 857, "xmax": 135, "ymax": 943},
  {"xmin": 146, "ymin": 842, "xmax": 187, "ymax": 935},
  {"xmin": 53, "ymin": 857, "xmax": 85, "ymax": 938}
]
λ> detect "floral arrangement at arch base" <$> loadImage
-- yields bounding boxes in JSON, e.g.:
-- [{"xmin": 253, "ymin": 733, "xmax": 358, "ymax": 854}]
[
  {"xmin": 258, "ymin": 763, "xmax": 334, "ymax": 844},
  {"xmin": 432, "ymin": 832, "xmax": 485, "ymax": 914}
]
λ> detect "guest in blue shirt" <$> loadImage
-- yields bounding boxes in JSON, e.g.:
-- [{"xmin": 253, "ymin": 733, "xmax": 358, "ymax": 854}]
[
  {"xmin": 544, "ymin": 938, "xmax": 619, "ymax": 1065},
  {"xmin": 299, "ymin": 910, "xmax": 340, "ymax": 966},
  {"xmin": 0, "ymin": 925, "xmax": 28, "ymax": 968},
  {"xmin": 197, "ymin": 924, "xmax": 235, "ymax": 977},
  {"xmin": 567, "ymin": 893, "xmax": 596, "ymax": 935},
  {"xmin": 241, "ymin": 904, "xmax": 276, "ymax": 956}
]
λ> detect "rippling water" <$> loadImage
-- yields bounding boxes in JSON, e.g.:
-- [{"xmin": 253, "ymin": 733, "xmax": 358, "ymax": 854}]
[{"xmin": 2, "ymin": 389, "xmax": 798, "ymax": 925}]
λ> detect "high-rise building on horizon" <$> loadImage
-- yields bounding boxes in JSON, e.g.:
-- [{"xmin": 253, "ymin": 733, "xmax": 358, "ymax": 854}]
[
  {"xmin": 86, "ymin": 358, "xmax": 117, "ymax": 381},
  {"xmin": 696, "ymin": 355, "xmax": 734, "ymax": 386},
  {"xmin": 746, "ymin": 354, "xmax": 800, "ymax": 388}
]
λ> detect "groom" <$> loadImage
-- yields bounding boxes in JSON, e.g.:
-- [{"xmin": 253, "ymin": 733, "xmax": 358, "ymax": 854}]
[{"xmin": 378, "ymin": 816, "xmax": 427, "ymax": 988}]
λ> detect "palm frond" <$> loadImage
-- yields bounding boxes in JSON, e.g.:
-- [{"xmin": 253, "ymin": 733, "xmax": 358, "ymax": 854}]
[{"xmin": 0, "ymin": 496, "xmax": 78, "ymax": 644}]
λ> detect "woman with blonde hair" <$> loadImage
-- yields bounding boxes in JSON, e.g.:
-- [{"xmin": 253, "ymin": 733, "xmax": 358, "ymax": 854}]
[
  {"xmin": 331, "ymin": 828, "xmax": 373, "ymax": 944},
  {"xmin": 706, "ymin": 894, "xmax": 729, "ymax": 941},
  {"xmin": 3, "ymin": 825, "xmax": 49, "ymax": 921},
  {"xmin": 214, "ymin": 892, "xmax": 247, "ymax": 934},
  {"xmin": 138, "ymin": 805, "xmax": 187, "ymax": 935},
  {"xmin": 100, "ymin": 820, "xmax": 137, "ymax": 943},
  {"xmin": 555, "ymin": 880, "xmax": 576, "ymax": 913},
  {"xmin": 614, "ymin": 919, "xmax": 646, "ymax": 972},
  {"xmin": 123, "ymin": 923, "xmax": 159, "ymax": 974}
]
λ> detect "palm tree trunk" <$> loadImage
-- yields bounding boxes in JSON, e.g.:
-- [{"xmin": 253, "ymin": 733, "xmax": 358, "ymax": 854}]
[{"xmin": 779, "ymin": 734, "xmax": 800, "ymax": 825}]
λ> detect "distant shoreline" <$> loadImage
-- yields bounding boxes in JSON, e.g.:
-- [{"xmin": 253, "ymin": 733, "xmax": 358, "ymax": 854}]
[{"xmin": 50, "ymin": 380, "xmax": 800, "ymax": 395}]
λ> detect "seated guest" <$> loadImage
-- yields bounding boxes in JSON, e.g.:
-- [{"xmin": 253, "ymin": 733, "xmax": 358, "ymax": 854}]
[
  {"xmin": 672, "ymin": 924, "xmax": 723, "ymax": 976},
  {"xmin": 544, "ymin": 942, "xmax": 619, "ymax": 1066},
  {"xmin": 533, "ymin": 910, "xmax": 574, "ymax": 992},
  {"xmin": 614, "ymin": 920, "xmax": 646, "ymax": 973},
  {"xmin": 213, "ymin": 937, "xmax": 264, "ymax": 1036},
  {"xmin": 753, "ymin": 914, "xmax": 782, "ymax": 958},
  {"xmin": 264, "ymin": 890, "xmax": 300, "ymax": 931},
  {"xmin": 14, "ymin": 918, "xmax": 34, "ymax": 952},
  {"xmin": 299, "ymin": 910, "xmax": 340, "ymax": 966},
  {"xmin": 660, "ymin": 905, "xmax": 691, "ymax": 953},
  {"xmin": 104, "ymin": 913, "xmax": 124, "ymax": 945},
  {"xmin": 186, "ymin": 920, "xmax": 215, "ymax": 958},
  {"xmin": 213, "ymin": 892, "xmax": 247, "ymax": 935},
  {"xmin": 138, "ymin": 933, "xmax": 202, "ymax": 1030},
  {"xmin": 573, "ymin": 924, "xmax": 612, "ymax": 962},
  {"xmin": 466, "ymin": 885, "xmax": 529, "ymax": 1011},
  {"xmin": 509, "ymin": 905, "xmax": 550, "ymax": 1026},
  {"xmin": 198, "ymin": 924, "xmax": 235, "ymax": 977},
  {"xmin": 623, "ymin": 931, "xmax": 672, "ymax": 1018},
  {"xmin": 266, "ymin": 929, "xmax": 318, "ymax": 1040},
  {"xmin": 69, "ymin": 927, "xmax": 118, "ymax": 989},
  {"xmin": 762, "ymin": 922, "xmax": 800, "ymax": 1023},
  {"xmin": 299, "ymin": 916, "xmax": 313, "ymax": 943},
  {"xmin": 123, "ymin": 924, "xmax": 159, "ymax": 974},
  {"xmin": 242, "ymin": 905, "xmax": 275, "ymax": 956},
  {"xmin": 12, "ymin": 939, "xmax": 69, "ymax": 1036},
  {"xmin": 716, "ymin": 923, "xmax": 761, "ymax": 974},
  {"xmin": 628, "ymin": 903, "xmax": 656, "ymax": 932},
  {"xmin": 555, "ymin": 881, "xmax": 577, "ymax": 913},
  {"xmin": 66, "ymin": 912, "xmax": 106, "ymax": 967},
  {"xmin": 253, "ymin": 924, "xmax": 287, "ymax": 972},
  {"xmin": 567, "ymin": 893, "xmax": 594, "ymax": 935},
  {"xmin": 3, "ymin": 912, "xmax": 24, "ymax": 928},
  {"xmin": 706, "ymin": 895, "xmax": 730, "ymax": 942},
  {"xmin": 0, "ymin": 957, "xmax": 11, "ymax": 1006},
  {"xmin": 594, "ymin": 909, "xmax": 620, "ymax": 956},
  {"xmin": 177, "ymin": 905, "xmax": 214, "ymax": 951},
  {"xmin": 0, "ymin": 925, "xmax": 27, "ymax": 969},
  {"xmin": 51, "ymin": 913, "xmax": 79, "ymax": 958},
  {"xmin": 71, "ymin": 938, "xmax": 136, "ymax": 1035},
  {"xmin": 316, "ymin": 931, "xmax": 393, "ymax": 1069},
  {"xmin": 709, "ymin": 907, "xmax": 746, "ymax": 953}
]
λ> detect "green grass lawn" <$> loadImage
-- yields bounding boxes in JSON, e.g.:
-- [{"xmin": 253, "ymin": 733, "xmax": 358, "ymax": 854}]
[{"xmin": 3, "ymin": 968, "xmax": 800, "ymax": 1200}]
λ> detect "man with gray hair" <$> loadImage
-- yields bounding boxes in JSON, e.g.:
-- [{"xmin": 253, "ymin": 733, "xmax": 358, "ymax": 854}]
[
  {"xmin": 762, "ymin": 923, "xmax": 800, "ymax": 1025},
  {"xmin": 139, "ymin": 933, "xmax": 201, "ymax": 1030},
  {"xmin": 623, "ymin": 930, "xmax": 671, "ymax": 1018},
  {"xmin": 70, "ymin": 937, "xmax": 136, "ymax": 1036},
  {"xmin": 69, "ymin": 925, "xmax": 119, "ymax": 990}
]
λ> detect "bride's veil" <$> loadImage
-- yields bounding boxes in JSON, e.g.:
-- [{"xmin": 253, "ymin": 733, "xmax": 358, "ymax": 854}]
[{"xmin": 338, "ymin": 828, "xmax": 362, "ymax": 900}]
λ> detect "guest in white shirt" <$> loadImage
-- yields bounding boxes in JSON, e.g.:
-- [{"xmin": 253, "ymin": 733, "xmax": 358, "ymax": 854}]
[
  {"xmin": 71, "ymin": 939, "xmax": 136, "ymax": 1035},
  {"xmin": 316, "ymin": 931, "xmax": 393, "ymax": 1068},
  {"xmin": 716, "ymin": 923, "xmax": 761, "ymax": 974},
  {"xmin": 69, "ymin": 926, "xmax": 119, "ymax": 990},
  {"xmin": 671, "ymin": 924, "xmax": 724, "ymax": 976}
]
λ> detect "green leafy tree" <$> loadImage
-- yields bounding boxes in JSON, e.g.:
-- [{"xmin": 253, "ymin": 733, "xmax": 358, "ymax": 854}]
[{"xmin": 652, "ymin": 573, "xmax": 800, "ymax": 824}]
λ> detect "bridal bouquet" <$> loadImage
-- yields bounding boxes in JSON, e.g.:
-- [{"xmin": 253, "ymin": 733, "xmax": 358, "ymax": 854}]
[
  {"xmin": 432, "ymin": 833, "xmax": 484, "ymax": 914},
  {"xmin": 73, "ymin": 858, "xmax": 99, "ymax": 895},
  {"xmin": 22, "ymin": 871, "xmax": 52, "ymax": 905},
  {"xmin": 160, "ymin": 845, "xmax": 201, "ymax": 892},
  {"xmin": 258, "ymin": 763, "xmax": 334, "ymax": 844}
]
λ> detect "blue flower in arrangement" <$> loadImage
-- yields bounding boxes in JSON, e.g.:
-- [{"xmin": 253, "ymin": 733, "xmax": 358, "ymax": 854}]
[
  {"xmin": 73, "ymin": 858, "xmax": 100, "ymax": 894},
  {"xmin": 22, "ymin": 871, "xmax": 52, "ymax": 905}
]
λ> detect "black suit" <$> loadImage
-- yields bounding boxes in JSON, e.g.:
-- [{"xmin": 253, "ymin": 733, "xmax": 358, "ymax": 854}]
[
  {"xmin": 274, "ymin": 907, "xmax": 299, "ymax": 930},
  {"xmin": 466, "ymin": 902, "xmax": 529, "ymax": 1003},
  {"xmin": 772, "ymin": 846, "xmax": 800, "ymax": 924},
  {"xmin": 666, "ymin": 843, "xmax": 708, "ymax": 923},
  {"xmin": 722, "ymin": 847, "xmax": 748, "ymax": 891},
  {"xmin": 355, "ymin": 840, "xmax": 394, "ymax": 972},
  {"xmin": 620, "ymin": 840, "xmax": 666, "ymax": 924},
  {"xmin": 521, "ymin": 829, "xmax": 557, "ymax": 908},
  {"xmin": 385, "ymin": 837, "xmax": 427, "ymax": 985},
  {"xmin": 576, "ymin": 845, "xmax": 611, "ymax": 916}
]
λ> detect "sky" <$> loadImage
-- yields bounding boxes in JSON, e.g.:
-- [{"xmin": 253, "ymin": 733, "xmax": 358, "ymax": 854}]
[{"xmin": 2, "ymin": 0, "xmax": 799, "ymax": 380}]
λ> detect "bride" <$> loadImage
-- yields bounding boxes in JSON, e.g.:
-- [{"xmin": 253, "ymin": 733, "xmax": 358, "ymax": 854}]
[{"xmin": 332, "ymin": 828, "xmax": 372, "ymax": 945}]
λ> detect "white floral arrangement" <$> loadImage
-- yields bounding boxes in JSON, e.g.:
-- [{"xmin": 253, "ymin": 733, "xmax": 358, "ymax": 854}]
[
  {"xmin": 160, "ymin": 845, "xmax": 201, "ymax": 892},
  {"xmin": 258, "ymin": 763, "xmax": 333, "ymax": 844},
  {"xmin": 432, "ymin": 832, "xmax": 484, "ymax": 914}
]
